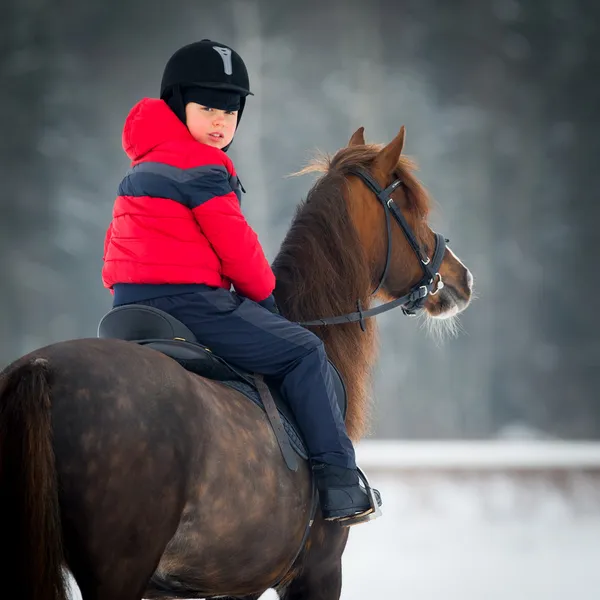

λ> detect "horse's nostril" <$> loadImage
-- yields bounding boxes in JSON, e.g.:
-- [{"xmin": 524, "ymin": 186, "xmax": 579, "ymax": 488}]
[{"xmin": 466, "ymin": 270, "xmax": 473, "ymax": 290}]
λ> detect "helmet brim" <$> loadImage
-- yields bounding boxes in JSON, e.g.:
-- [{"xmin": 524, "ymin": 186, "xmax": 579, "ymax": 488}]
[{"xmin": 184, "ymin": 82, "xmax": 254, "ymax": 96}]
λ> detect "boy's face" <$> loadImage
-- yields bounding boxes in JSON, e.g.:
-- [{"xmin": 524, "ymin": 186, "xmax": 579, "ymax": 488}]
[{"xmin": 185, "ymin": 102, "xmax": 238, "ymax": 150}]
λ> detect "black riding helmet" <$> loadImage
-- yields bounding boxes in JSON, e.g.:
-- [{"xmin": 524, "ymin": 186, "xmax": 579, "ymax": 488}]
[{"xmin": 160, "ymin": 39, "xmax": 253, "ymax": 151}]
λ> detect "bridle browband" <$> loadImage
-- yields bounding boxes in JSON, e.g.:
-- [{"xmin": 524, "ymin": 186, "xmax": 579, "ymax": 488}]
[{"xmin": 299, "ymin": 166, "xmax": 447, "ymax": 330}]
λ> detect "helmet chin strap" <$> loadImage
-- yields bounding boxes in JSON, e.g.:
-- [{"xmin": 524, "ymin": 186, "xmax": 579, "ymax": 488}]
[
  {"xmin": 221, "ymin": 96, "xmax": 245, "ymax": 153},
  {"xmin": 164, "ymin": 85, "xmax": 187, "ymax": 124}
]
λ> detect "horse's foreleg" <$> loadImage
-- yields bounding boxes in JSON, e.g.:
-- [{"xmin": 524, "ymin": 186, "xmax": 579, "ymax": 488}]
[
  {"xmin": 278, "ymin": 564, "xmax": 342, "ymax": 600},
  {"xmin": 277, "ymin": 520, "xmax": 348, "ymax": 600}
]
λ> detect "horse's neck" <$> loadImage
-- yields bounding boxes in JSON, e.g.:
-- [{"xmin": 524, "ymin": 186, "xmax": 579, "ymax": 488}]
[
  {"xmin": 273, "ymin": 226, "xmax": 377, "ymax": 440},
  {"xmin": 317, "ymin": 307, "xmax": 377, "ymax": 441}
]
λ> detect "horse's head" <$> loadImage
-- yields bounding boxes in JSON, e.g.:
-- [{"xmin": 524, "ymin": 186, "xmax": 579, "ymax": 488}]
[
  {"xmin": 343, "ymin": 126, "xmax": 473, "ymax": 322},
  {"xmin": 276, "ymin": 128, "xmax": 474, "ymax": 437}
]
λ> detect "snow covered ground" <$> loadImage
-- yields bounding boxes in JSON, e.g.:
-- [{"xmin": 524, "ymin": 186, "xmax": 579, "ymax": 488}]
[
  {"xmin": 339, "ymin": 476, "xmax": 600, "ymax": 599},
  {"xmin": 340, "ymin": 442, "xmax": 600, "ymax": 599},
  {"xmin": 67, "ymin": 442, "xmax": 600, "ymax": 600}
]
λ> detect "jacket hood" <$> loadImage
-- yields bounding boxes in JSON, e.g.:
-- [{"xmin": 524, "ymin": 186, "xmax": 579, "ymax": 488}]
[{"xmin": 122, "ymin": 98, "xmax": 194, "ymax": 161}]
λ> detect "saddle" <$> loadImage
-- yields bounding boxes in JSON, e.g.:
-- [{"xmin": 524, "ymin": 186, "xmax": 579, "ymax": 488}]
[{"xmin": 97, "ymin": 304, "xmax": 348, "ymax": 465}]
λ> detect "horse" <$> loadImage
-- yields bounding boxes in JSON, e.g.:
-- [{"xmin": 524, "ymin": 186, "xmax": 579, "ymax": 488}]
[{"xmin": 0, "ymin": 125, "xmax": 472, "ymax": 600}]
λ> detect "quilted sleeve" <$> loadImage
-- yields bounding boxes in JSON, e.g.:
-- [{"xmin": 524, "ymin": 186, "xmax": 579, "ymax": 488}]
[{"xmin": 187, "ymin": 168, "xmax": 275, "ymax": 302}]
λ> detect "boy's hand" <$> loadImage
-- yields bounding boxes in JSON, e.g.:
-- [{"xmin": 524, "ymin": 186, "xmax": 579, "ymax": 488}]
[{"xmin": 258, "ymin": 294, "xmax": 279, "ymax": 314}]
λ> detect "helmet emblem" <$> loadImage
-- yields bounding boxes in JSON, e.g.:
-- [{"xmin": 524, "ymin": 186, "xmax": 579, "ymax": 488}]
[{"xmin": 213, "ymin": 46, "xmax": 233, "ymax": 75}]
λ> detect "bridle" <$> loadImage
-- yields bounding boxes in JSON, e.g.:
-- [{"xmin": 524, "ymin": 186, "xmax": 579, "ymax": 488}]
[{"xmin": 299, "ymin": 166, "xmax": 447, "ymax": 330}]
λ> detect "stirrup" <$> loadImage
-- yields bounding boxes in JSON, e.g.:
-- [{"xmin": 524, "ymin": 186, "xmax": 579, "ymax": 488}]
[{"xmin": 335, "ymin": 466, "xmax": 382, "ymax": 527}]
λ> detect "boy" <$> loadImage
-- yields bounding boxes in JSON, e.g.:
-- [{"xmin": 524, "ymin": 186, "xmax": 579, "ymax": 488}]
[{"xmin": 102, "ymin": 39, "xmax": 381, "ymax": 525}]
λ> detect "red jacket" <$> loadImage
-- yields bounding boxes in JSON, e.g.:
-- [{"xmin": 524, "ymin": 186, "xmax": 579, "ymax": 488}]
[{"xmin": 102, "ymin": 98, "xmax": 275, "ymax": 302}]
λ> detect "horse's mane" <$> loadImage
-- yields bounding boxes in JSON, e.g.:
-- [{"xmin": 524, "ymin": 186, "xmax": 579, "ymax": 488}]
[{"xmin": 273, "ymin": 144, "xmax": 431, "ymax": 440}]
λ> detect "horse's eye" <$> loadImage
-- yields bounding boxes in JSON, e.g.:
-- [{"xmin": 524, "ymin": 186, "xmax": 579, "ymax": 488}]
[{"xmin": 445, "ymin": 238, "xmax": 450, "ymax": 244}]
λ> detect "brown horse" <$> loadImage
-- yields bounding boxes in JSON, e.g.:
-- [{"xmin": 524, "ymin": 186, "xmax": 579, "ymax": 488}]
[{"xmin": 0, "ymin": 126, "xmax": 472, "ymax": 600}]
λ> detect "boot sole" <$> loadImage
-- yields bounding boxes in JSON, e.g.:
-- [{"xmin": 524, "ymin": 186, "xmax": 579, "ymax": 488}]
[
  {"xmin": 326, "ymin": 507, "xmax": 383, "ymax": 527},
  {"xmin": 324, "ymin": 505, "xmax": 375, "ymax": 521}
]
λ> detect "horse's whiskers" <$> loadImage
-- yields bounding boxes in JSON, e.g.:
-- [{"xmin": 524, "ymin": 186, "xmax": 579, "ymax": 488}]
[{"xmin": 420, "ymin": 312, "xmax": 462, "ymax": 345}]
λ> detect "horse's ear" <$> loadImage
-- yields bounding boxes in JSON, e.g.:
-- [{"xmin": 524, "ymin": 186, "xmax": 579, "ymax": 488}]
[
  {"xmin": 348, "ymin": 127, "xmax": 365, "ymax": 146},
  {"xmin": 375, "ymin": 126, "xmax": 406, "ymax": 174}
]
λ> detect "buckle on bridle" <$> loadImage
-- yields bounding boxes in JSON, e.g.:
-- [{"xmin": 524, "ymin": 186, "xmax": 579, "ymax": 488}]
[{"xmin": 430, "ymin": 274, "xmax": 444, "ymax": 295}]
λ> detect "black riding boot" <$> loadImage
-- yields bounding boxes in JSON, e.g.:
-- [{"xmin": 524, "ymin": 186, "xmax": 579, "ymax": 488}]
[{"xmin": 312, "ymin": 462, "xmax": 382, "ymax": 526}]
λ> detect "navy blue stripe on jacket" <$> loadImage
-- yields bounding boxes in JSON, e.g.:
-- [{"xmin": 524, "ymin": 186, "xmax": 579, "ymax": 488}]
[{"xmin": 117, "ymin": 162, "xmax": 242, "ymax": 208}]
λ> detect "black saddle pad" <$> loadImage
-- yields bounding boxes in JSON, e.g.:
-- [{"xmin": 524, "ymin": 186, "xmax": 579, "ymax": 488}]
[{"xmin": 98, "ymin": 304, "xmax": 348, "ymax": 460}]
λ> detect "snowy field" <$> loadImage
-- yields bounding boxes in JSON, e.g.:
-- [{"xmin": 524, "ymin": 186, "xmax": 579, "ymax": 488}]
[{"xmin": 68, "ymin": 441, "xmax": 600, "ymax": 600}]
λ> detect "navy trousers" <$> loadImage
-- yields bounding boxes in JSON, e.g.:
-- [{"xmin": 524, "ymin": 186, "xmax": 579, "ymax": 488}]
[{"xmin": 134, "ymin": 288, "xmax": 356, "ymax": 469}]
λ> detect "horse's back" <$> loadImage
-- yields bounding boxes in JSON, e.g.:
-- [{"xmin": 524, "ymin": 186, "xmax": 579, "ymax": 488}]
[
  {"xmin": 22, "ymin": 338, "xmax": 194, "ymax": 592},
  {"xmin": 13, "ymin": 337, "xmax": 313, "ymax": 595}
]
